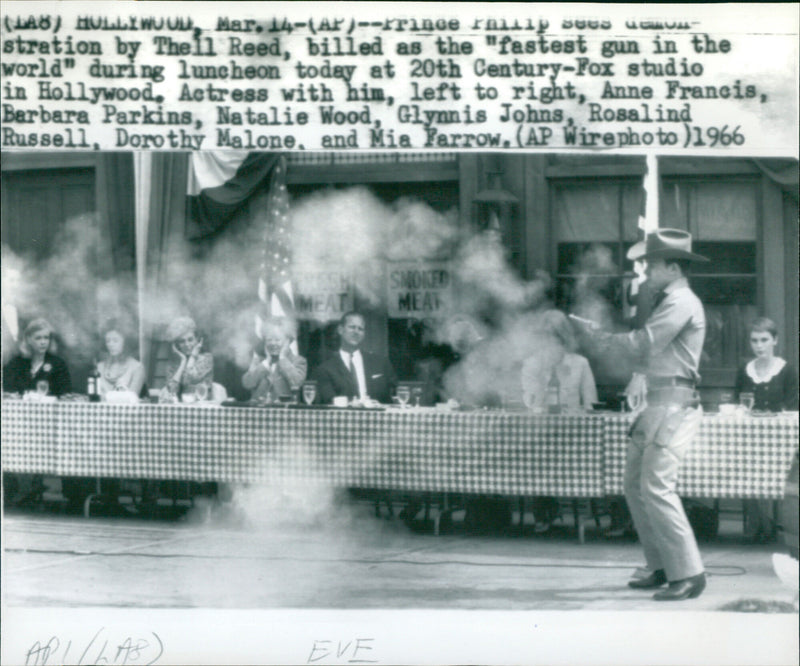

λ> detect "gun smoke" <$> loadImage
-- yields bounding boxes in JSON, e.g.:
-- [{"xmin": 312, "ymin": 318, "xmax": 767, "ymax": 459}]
[{"xmin": 2, "ymin": 180, "xmax": 638, "ymax": 555}]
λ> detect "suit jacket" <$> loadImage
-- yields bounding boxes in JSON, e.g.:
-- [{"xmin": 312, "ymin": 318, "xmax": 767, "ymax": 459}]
[
  {"xmin": 313, "ymin": 350, "xmax": 396, "ymax": 404},
  {"xmin": 242, "ymin": 350, "xmax": 307, "ymax": 401}
]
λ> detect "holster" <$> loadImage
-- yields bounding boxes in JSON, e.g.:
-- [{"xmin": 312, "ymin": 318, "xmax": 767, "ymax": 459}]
[{"xmin": 629, "ymin": 396, "xmax": 699, "ymax": 448}]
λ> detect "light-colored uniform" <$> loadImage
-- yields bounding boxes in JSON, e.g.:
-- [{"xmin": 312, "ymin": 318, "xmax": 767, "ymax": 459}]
[{"xmin": 609, "ymin": 277, "xmax": 706, "ymax": 581}]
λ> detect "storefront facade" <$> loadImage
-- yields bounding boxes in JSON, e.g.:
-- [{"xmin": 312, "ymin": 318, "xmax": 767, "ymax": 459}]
[{"xmin": 2, "ymin": 151, "xmax": 797, "ymax": 405}]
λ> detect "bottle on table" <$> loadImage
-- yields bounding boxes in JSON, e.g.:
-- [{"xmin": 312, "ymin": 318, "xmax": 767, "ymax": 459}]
[
  {"xmin": 547, "ymin": 367, "xmax": 561, "ymax": 414},
  {"xmin": 87, "ymin": 360, "xmax": 100, "ymax": 403}
]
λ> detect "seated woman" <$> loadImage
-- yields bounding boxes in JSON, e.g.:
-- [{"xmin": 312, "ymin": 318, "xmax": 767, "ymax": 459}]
[
  {"xmin": 97, "ymin": 320, "xmax": 146, "ymax": 399},
  {"xmin": 3, "ymin": 317, "xmax": 72, "ymax": 397},
  {"xmin": 736, "ymin": 317, "xmax": 798, "ymax": 413},
  {"xmin": 521, "ymin": 310, "xmax": 598, "ymax": 413},
  {"xmin": 163, "ymin": 316, "xmax": 214, "ymax": 400},
  {"xmin": 521, "ymin": 310, "xmax": 598, "ymax": 533},
  {"xmin": 3, "ymin": 318, "xmax": 72, "ymax": 507},
  {"xmin": 736, "ymin": 316, "xmax": 799, "ymax": 543},
  {"xmin": 242, "ymin": 317, "xmax": 307, "ymax": 402}
]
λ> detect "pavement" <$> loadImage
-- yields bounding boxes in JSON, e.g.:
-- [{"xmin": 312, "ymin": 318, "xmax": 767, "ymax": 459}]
[{"xmin": 2, "ymin": 498, "xmax": 799, "ymax": 665}]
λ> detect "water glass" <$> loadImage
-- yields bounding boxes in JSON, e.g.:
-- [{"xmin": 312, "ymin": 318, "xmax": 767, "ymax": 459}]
[
  {"xmin": 739, "ymin": 392, "xmax": 755, "ymax": 412},
  {"xmin": 302, "ymin": 381, "xmax": 317, "ymax": 406},
  {"xmin": 396, "ymin": 385, "xmax": 410, "ymax": 408},
  {"xmin": 36, "ymin": 379, "xmax": 49, "ymax": 396},
  {"xmin": 194, "ymin": 383, "xmax": 209, "ymax": 402}
]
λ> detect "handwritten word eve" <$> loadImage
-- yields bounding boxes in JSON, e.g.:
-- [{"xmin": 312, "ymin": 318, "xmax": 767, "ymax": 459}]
[
  {"xmin": 307, "ymin": 638, "xmax": 378, "ymax": 664},
  {"xmin": 24, "ymin": 628, "xmax": 164, "ymax": 665}
]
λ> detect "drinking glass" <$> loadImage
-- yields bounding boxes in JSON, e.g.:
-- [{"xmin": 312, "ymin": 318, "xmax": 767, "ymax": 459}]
[
  {"xmin": 194, "ymin": 383, "xmax": 209, "ymax": 402},
  {"xmin": 302, "ymin": 381, "xmax": 317, "ymax": 406},
  {"xmin": 396, "ymin": 385, "xmax": 410, "ymax": 408},
  {"xmin": 739, "ymin": 392, "xmax": 755, "ymax": 411},
  {"xmin": 411, "ymin": 386, "xmax": 423, "ymax": 407},
  {"xmin": 36, "ymin": 379, "xmax": 49, "ymax": 396}
]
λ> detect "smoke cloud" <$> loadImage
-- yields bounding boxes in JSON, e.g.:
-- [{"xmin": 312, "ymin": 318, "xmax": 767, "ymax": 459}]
[
  {"xmin": 4, "ymin": 181, "xmax": 639, "ymax": 405},
  {"xmin": 4, "ymin": 187, "xmax": 568, "ymax": 404},
  {"xmin": 564, "ymin": 242, "xmax": 640, "ymax": 386}
]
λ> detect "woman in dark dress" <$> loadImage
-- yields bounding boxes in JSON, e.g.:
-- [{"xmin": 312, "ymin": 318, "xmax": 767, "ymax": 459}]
[
  {"xmin": 2, "ymin": 318, "xmax": 72, "ymax": 507},
  {"xmin": 736, "ymin": 317, "xmax": 798, "ymax": 412},
  {"xmin": 735, "ymin": 317, "xmax": 799, "ymax": 542},
  {"xmin": 3, "ymin": 317, "xmax": 72, "ymax": 396}
]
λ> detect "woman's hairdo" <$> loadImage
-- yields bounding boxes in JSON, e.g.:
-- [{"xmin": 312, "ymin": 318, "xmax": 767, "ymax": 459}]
[
  {"xmin": 750, "ymin": 316, "xmax": 778, "ymax": 338},
  {"xmin": 20, "ymin": 317, "xmax": 55, "ymax": 356},
  {"xmin": 101, "ymin": 318, "xmax": 130, "ymax": 341},
  {"xmin": 165, "ymin": 316, "xmax": 197, "ymax": 342},
  {"xmin": 260, "ymin": 317, "xmax": 292, "ymax": 340}
]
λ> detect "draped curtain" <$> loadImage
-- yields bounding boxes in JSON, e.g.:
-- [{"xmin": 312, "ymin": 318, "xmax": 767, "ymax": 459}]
[
  {"xmin": 97, "ymin": 153, "xmax": 137, "ymax": 275},
  {"xmin": 753, "ymin": 158, "xmax": 799, "ymax": 201},
  {"xmin": 135, "ymin": 152, "xmax": 189, "ymax": 374}
]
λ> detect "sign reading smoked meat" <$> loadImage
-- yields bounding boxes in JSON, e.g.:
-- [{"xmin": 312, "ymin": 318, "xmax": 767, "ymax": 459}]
[{"xmin": 387, "ymin": 261, "xmax": 452, "ymax": 318}]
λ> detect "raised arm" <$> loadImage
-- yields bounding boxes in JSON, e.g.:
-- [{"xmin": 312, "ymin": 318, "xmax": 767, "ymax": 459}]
[{"xmin": 277, "ymin": 349, "xmax": 307, "ymax": 390}]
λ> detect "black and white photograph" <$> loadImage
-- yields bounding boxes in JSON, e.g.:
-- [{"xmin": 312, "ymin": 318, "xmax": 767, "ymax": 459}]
[{"xmin": 1, "ymin": 3, "xmax": 798, "ymax": 665}]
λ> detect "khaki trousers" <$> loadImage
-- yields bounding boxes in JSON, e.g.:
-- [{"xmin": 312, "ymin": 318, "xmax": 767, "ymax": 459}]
[{"xmin": 624, "ymin": 404, "xmax": 705, "ymax": 581}]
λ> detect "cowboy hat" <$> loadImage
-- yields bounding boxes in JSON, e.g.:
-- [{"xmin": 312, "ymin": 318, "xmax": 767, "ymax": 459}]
[
  {"xmin": 626, "ymin": 240, "xmax": 646, "ymax": 262},
  {"xmin": 639, "ymin": 228, "xmax": 709, "ymax": 263}
]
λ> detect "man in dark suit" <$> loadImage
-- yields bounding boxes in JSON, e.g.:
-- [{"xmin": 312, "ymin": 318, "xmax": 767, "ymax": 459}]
[{"xmin": 314, "ymin": 311, "xmax": 396, "ymax": 404}]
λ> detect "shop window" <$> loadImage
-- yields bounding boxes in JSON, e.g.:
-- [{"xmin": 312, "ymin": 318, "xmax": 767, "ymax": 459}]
[
  {"xmin": 660, "ymin": 178, "xmax": 759, "ymax": 384},
  {"xmin": 551, "ymin": 178, "xmax": 644, "ymax": 387}
]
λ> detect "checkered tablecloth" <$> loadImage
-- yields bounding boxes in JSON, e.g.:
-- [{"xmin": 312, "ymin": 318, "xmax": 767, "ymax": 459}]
[
  {"xmin": 3, "ymin": 402, "xmax": 795, "ymax": 498},
  {"xmin": 603, "ymin": 413, "xmax": 799, "ymax": 498},
  {"xmin": 1, "ymin": 402, "xmax": 605, "ymax": 496}
]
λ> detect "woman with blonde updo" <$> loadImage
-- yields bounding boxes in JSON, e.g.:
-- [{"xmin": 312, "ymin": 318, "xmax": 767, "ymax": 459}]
[{"xmin": 163, "ymin": 316, "xmax": 214, "ymax": 399}]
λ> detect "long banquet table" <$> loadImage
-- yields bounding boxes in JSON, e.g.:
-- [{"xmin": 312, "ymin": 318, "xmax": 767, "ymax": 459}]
[{"xmin": 2, "ymin": 401, "xmax": 798, "ymax": 500}]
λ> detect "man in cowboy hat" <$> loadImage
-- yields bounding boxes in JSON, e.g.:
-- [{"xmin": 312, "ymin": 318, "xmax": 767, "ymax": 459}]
[{"xmin": 573, "ymin": 228, "xmax": 709, "ymax": 600}]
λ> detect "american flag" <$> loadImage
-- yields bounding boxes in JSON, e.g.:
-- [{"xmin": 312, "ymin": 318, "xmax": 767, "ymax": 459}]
[{"xmin": 256, "ymin": 155, "xmax": 294, "ymax": 336}]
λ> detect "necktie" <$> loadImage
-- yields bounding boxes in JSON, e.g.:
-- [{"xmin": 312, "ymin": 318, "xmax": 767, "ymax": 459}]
[{"xmin": 348, "ymin": 353, "xmax": 360, "ymax": 395}]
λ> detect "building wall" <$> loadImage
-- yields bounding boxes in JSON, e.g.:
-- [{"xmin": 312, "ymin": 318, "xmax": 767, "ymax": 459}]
[{"xmin": 2, "ymin": 152, "xmax": 797, "ymax": 403}]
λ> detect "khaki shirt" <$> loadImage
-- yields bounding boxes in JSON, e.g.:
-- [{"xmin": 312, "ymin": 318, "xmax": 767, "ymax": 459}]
[{"xmin": 612, "ymin": 277, "xmax": 706, "ymax": 383}]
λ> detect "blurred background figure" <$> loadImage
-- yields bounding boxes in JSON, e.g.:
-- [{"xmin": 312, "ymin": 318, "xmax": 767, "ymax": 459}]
[
  {"xmin": 97, "ymin": 320, "xmax": 146, "ymax": 399},
  {"xmin": 521, "ymin": 309, "xmax": 597, "ymax": 414},
  {"xmin": 440, "ymin": 314, "xmax": 503, "ymax": 408},
  {"xmin": 520, "ymin": 309, "xmax": 598, "ymax": 534},
  {"xmin": 736, "ymin": 316, "xmax": 799, "ymax": 543},
  {"xmin": 242, "ymin": 317, "xmax": 307, "ymax": 402},
  {"xmin": 163, "ymin": 316, "xmax": 214, "ymax": 401},
  {"xmin": 2, "ymin": 254, "xmax": 26, "ymax": 366}
]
